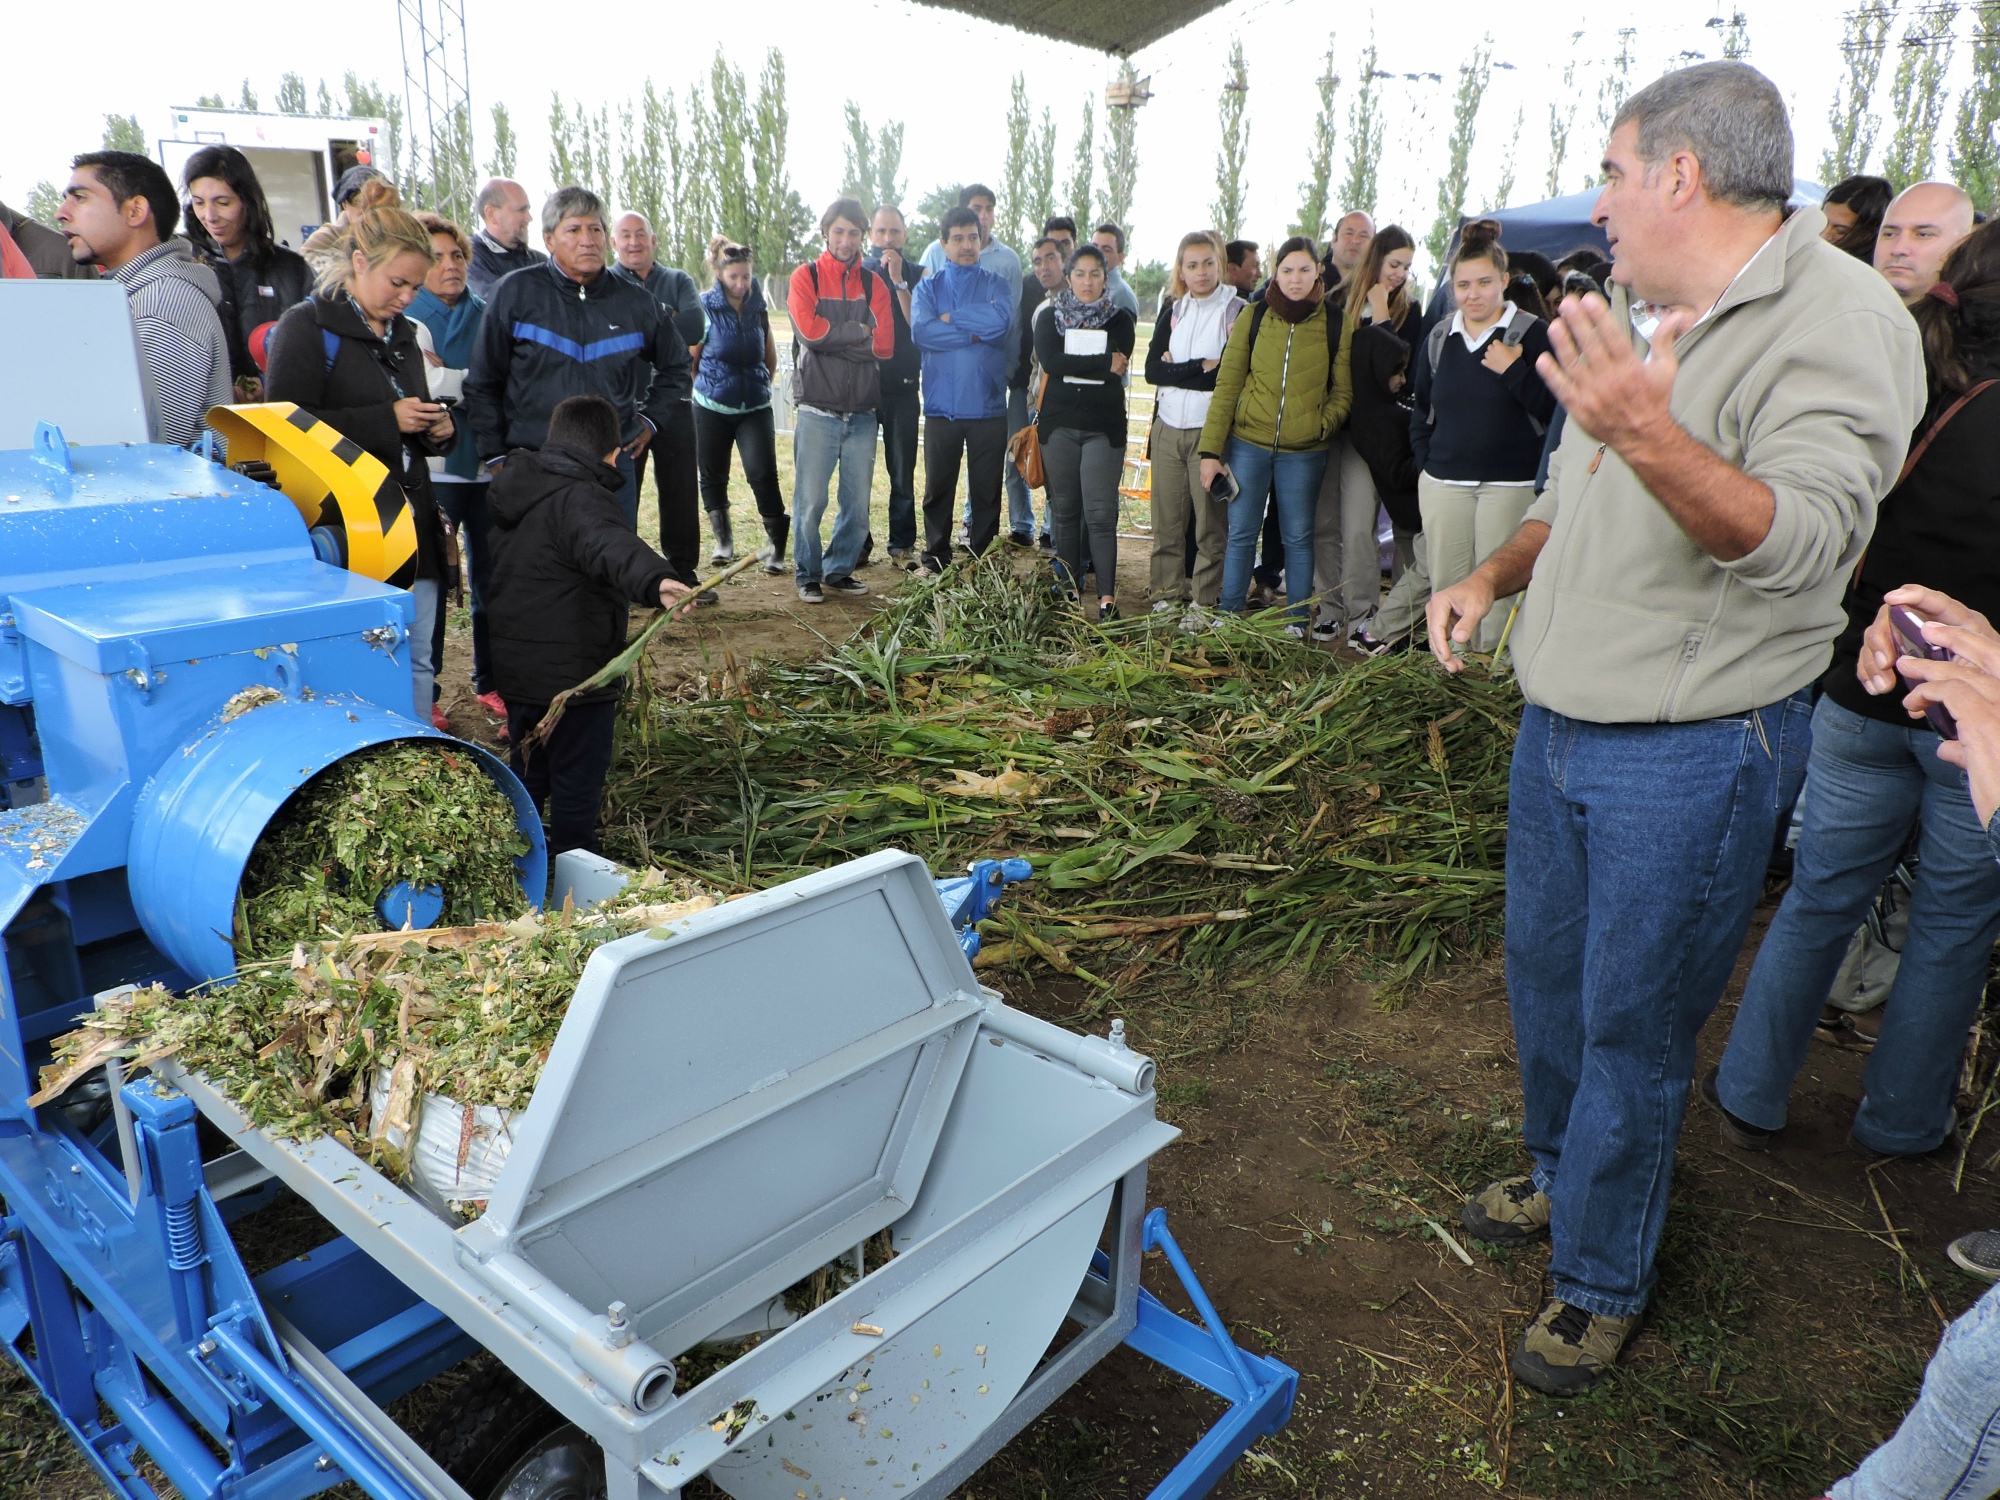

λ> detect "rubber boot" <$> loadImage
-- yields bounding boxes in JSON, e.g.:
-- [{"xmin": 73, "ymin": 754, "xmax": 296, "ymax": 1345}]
[
  {"xmin": 759, "ymin": 514, "xmax": 790, "ymax": 576},
  {"xmin": 708, "ymin": 508, "xmax": 735, "ymax": 566}
]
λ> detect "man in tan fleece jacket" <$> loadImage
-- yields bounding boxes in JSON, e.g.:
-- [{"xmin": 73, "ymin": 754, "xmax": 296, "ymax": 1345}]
[{"xmin": 1427, "ymin": 61, "xmax": 1924, "ymax": 1396}]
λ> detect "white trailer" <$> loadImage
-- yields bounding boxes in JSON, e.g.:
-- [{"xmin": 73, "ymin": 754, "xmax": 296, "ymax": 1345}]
[{"xmin": 156, "ymin": 106, "xmax": 391, "ymax": 250}]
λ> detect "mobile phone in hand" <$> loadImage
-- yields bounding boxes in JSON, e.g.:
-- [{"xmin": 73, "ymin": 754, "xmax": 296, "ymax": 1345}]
[
  {"xmin": 1889, "ymin": 604, "xmax": 1958, "ymax": 739},
  {"xmin": 1208, "ymin": 465, "xmax": 1240, "ymax": 504}
]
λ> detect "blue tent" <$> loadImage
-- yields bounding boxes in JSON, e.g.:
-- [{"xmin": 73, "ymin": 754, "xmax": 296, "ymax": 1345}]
[
  {"xmin": 1453, "ymin": 178, "xmax": 1828, "ymax": 263},
  {"xmin": 1420, "ymin": 179, "xmax": 1828, "ymax": 323}
]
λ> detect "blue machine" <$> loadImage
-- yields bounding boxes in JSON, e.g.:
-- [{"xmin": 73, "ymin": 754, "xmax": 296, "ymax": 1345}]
[{"xmin": 0, "ymin": 410, "xmax": 1292, "ymax": 1500}]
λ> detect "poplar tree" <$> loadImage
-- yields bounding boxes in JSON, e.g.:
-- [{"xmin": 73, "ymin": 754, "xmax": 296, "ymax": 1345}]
[
  {"xmin": 277, "ymin": 73, "xmax": 308, "ymax": 115},
  {"xmin": 749, "ymin": 49, "xmax": 809, "ymax": 271},
  {"xmin": 102, "ymin": 114, "xmax": 147, "ymax": 153},
  {"xmin": 1547, "ymin": 56, "xmax": 1580, "ymax": 197},
  {"xmin": 1294, "ymin": 34, "xmax": 1339, "ymax": 244},
  {"xmin": 486, "ymin": 102, "xmax": 518, "ymax": 179},
  {"xmin": 1821, "ymin": 2, "xmax": 1898, "ymax": 183},
  {"xmin": 26, "ymin": 182, "xmax": 62, "ymax": 227},
  {"xmin": 1001, "ymin": 75, "xmax": 1034, "ymax": 249},
  {"xmin": 1426, "ymin": 43, "xmax": 1492, "ymax": 268},
  {"xmin": 1487, "ymin": 106, "xmax": 1525, "ymax": 211},
  {"xmin": 1948, "ymin": 0, "xmax": 2000, "ymax": 211},
  {"xmin": 1099, "ymin": 62, "xmax": 1141, "ymax": 237},
  {"xmin": 344, "ymin": 75, "xmax": 406, "ymax": 192},
  {"xmin": 872, "ymin": 122, "xmax": 906, "ymax": 216},
  {"xmin": 1068, "ymin": 97, "xmax": 1095, "ymax": 233},
  {"xmin": 620, "ymin": 89, "xmax": 669, "ymax": 245},
  {"xmin": 1339, "ymin": 43, "xmax": 1384, "ymax": 219},
  {"xmin": 239, "ymin": 80, "xmax": 259, "ymax": 112},
  {"xmin": 1882, "ymin": 4, "xmax": 1961, "ymax": 189},
  {"xmin": 1595, "ymin": 27, "xmax": 1636, "ymax": 143},
  {"xmin": 1028, "ymin": 108, "xmax": 1058, "ymax": 235},
  {"xmin": 842, "ymin": 102, "xmax": 880, "ymax": 215},
  {"xmin": 1211, "ymin": 40, "xmax": 1252, "ymax": 241},
  {"xmin": 317, "ymin": 81, "xmax": 337, "ymax": 118}
]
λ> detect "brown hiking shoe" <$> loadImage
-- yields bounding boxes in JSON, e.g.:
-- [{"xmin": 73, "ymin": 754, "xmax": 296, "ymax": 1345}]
[
  {"xmin": 1510, "ymin": 1299, "xmax": 1641, "ymax": 1395},
  {"xmin": 1462, "ymin": 1175, "xmax": 1551, "ymax": 1243}
]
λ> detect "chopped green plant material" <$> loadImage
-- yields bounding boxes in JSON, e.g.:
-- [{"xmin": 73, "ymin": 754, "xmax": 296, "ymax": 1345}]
[
  {"xmin": 40, "ymin": 879, "xmax": 722, "ymax": 1201},
  {"xmin": 237, "ymin": 740, "xmax": 531, "ymax": 960},
  {"xmin": 605, "ymin": 555, "xmax": 1520, "ymax": 984}
]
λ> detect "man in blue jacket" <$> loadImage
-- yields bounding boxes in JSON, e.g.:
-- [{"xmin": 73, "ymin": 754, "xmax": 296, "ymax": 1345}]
[
  {"xmin": 913, "ymin": 206, "xmax": 1013, "ymax": 574},
  {"xmin": 464, "ymin": 187, "xmax": 692, "ymax": 536}
]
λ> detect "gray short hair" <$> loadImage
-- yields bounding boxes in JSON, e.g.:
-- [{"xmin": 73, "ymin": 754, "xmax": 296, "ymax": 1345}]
[
  {"xmin": 542, "ymin": 185, "xmax": 608, "ymax": 238},
  {"xmin": 1611, "ymin": 61, "xmax": 1793, "ymax": 211}
]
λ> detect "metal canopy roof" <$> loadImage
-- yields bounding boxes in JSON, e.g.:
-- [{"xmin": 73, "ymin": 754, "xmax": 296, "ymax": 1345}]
[{"xmin": 907, "ymin": 0, "xmax": 1231, "ymax": 54}]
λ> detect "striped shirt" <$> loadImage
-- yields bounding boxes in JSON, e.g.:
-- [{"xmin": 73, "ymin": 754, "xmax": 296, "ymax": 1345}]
[{"xmin": 112, "ymin": 240, "xmax": 233, "ymax": 447}]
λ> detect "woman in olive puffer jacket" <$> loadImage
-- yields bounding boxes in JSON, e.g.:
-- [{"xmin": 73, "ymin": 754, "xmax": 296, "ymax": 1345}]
[{"xmin": 1197, "ymin": 236, "xmax": 1353, "ymax": 627}]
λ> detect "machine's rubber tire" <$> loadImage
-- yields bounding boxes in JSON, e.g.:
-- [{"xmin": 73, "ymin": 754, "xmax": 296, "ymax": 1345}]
[{"xmin": 416, "ymin": 1360, "xmax": 605, "ymax": 1500}]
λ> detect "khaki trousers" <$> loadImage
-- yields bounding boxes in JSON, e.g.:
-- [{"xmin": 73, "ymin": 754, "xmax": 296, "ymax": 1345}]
[
  {"xmin": 1148, "ymin": 419, "xmax": 1226, "ymax": 606},
  {"xmin": 1416, "ymin": 474, "xmax": 1535, "ymax": 653},
  {"xmin": 1312, "ymin": 435, "xmax": 1385, "ymax": 629}
]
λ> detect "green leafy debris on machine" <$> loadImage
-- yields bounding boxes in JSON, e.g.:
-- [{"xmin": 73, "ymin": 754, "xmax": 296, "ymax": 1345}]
[
  {"xmin": 41, "ymin": 878, "xmax": 721, "ymax": 1192},
  {"xmin": 605, "ymin": 556, "xmax": 1520, "ymax": 986},
  {"xmin": 235, "ymin": 740, "xmax": 532, "ymax": 960}
]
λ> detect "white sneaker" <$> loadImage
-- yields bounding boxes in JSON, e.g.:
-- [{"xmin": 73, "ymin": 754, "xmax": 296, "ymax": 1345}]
[
  {"xmin": 1178, "ymin": 605, "xmax": 1206, "ymax": 633},
  {"xmin": 1151, "ymin": 599, "xmax": 1179, "ymax": 615},
  {"xmin": 1284, "ymin": 624, "xmax": 1306, "ymax": 639}
]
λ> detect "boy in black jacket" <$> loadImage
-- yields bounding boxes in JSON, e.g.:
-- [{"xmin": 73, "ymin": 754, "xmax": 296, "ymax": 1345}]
[{"xmin": 487, "ymin": 395, "xmax": 690, "ymax": 856}]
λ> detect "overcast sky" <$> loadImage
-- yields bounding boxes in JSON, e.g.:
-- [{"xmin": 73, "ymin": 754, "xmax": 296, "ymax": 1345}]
[{"xmin": 4, "ymin": 0, "xmax": 1978, "ymax": 280}]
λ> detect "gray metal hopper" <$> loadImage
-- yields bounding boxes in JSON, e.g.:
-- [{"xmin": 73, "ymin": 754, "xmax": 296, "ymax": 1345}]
[{"xmin": 166, "ymin": 850, "xmax": 1177, "ymax": 1499}]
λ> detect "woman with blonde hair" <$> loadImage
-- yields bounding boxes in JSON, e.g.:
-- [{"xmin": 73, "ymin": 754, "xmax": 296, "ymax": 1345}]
[
  {"xmin": 1143, "ymin": 229, "xmax": 1245, "ymax": 620},
  {"xmin": 267, "ymin": 205, "xmax": 455, "ymax": 721},
  {"xmin": 691, "ymin": 235, "xmax": 790, "ymax": 573}
]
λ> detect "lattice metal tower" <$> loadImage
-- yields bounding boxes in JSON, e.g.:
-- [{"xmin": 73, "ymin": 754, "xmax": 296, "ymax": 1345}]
[{"xmin": 398, "ymin": 0, "xmax": 476, "ymax": 225}]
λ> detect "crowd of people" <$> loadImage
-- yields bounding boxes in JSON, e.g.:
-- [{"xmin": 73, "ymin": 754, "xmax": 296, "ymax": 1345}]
[{"xmin": 8, "ymin": 54, "xmax": 2000, "ymax": 1499}]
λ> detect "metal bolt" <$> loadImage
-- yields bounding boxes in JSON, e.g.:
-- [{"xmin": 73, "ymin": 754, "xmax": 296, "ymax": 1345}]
[
  {"xmin": 605, "ymin": 1300, "xmax": 632, "ymax": 1348},
  {"xmin": 196, "ymin": 1338, "xmax": 216, "ymax": 1357},
  {"xmin": 1109, "ymin": 1019, "xmax": 1128, "ymax": 1049},
  {"xmin": 314, "ymin": 1455, "xmax": 333, "ymax": 1472}
]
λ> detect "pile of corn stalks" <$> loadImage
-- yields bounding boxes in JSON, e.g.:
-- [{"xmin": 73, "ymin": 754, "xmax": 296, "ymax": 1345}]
[
  {"xmin": 39, "ymin": 873, "xmax": 720, "ymax": 1184},
  {"xmin": 606, "ymin": 555, "xmax": 1521, "ymax": 989}
]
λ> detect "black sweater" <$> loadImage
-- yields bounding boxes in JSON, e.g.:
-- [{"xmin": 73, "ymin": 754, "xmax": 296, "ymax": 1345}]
[
  {"xmin": 1824, "ymin": 374, "xmax": 2000, "ymax": 727},
  {"xmin": 1346, "ymin": 323, "xmax": 1421, "ymax": 532},
  {"xmin": 1409, "ymin": 314, "xmax": 1557, "ymax": 482},
  {"xmin": 485, "ymin": 445, "xmax": 676, "ymax": 705},
  {"xmin": 1031, "ymin": 304, "xmax": 1135, "ymax": 447},
  {"xmin": 265, "ymin": 295, "xmax": 449, "ymax": 581}
]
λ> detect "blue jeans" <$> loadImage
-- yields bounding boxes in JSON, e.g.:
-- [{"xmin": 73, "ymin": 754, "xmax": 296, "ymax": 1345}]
[
  {"xmin": 792, "ymin": 408, "xmax": 875, "ymax": 584},
  {"xmin": 1219, "ymin": 439, "xmax": 1326, "ymax": 617},
  {"xmin": 1718, "ymin": 697, "xmax": 2000, "ymax": 1153},
  {"xmin": 1834, "ymin": 1280, "xmax": 2000, "ymax": 1500},
  {"xmin": 1507, "ymin": 692, "xmax": 1811, "ymax": 1317},
  {"xmin": 1005, "ymin": 384, "xmax": 1036, "ymax": 537}
]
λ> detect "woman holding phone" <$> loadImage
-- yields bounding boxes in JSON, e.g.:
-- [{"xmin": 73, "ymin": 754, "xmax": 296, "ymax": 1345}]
[
  {"xmin": 267, "ymin": 205, "xmax": 454, "ymax": 719},
  {"xmin": 1034, "ymin": 243, "xmax": 1136, "ymax": 619},
  {"xmin": 1197, "ymin": 235, "xmax": 1352, "ymax": 631},
  {"xmin": 1707, "ymin": 221, "xmax": 2000, "ymax": 1166}
]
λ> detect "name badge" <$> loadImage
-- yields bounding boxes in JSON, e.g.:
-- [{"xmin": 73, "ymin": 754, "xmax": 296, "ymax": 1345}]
[{"xmin": 258, "ymin": 286, "xmax": 275, "ymax": 297}]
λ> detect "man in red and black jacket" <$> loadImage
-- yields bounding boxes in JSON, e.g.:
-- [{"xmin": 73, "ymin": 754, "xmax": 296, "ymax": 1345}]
[{"xmin": 786, "ymin": 196, "xmax": 894, "ymax": 603}]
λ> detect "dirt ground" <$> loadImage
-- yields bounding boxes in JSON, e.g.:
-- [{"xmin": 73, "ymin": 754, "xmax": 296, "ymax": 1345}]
[{"xmin": 7, "ymin": 490, "xmax": 1994, "ymax": 1499}]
